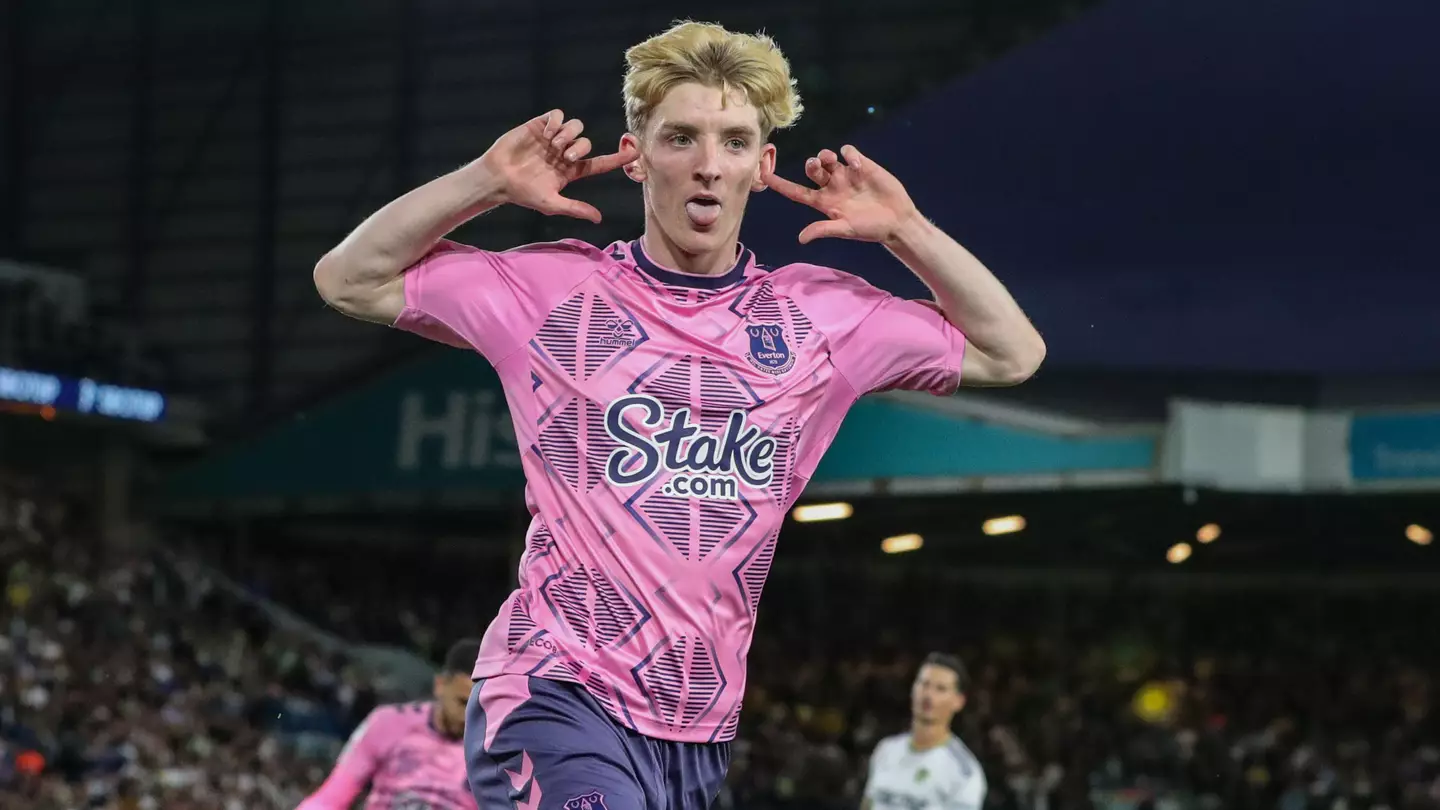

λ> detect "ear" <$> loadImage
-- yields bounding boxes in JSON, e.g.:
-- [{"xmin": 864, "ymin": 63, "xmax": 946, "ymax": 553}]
[
  {"xmin": 752, "ymin": 143, "xmax": 777, "ymax": 192},
  {"xmin": 620, "ymin": 132, "xmax": 647, "ymax": 183}
]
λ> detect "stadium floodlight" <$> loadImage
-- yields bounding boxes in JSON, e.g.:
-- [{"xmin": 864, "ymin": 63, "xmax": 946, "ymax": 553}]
[
  {"xmin": 881, "ymin": 534, "xmax": 924, "ymax": 554},
  {"xmin": 1166, "ymin": 542, "xmax": 1193, "ymax": 564},
  {"xmin": 981, "ymin": 515, "xmax": 1026, "ymax": 536},
  {"xmin": 1406, "ymin": 524, "xmax": 1433, "ymax": 546},
  {"xmin": 791, "ymin": 502, "xmax": 854, "ymax": 523},
  {"xmin": 1196, "ymin": 523, "xmax": 1221, "ymax": 544}
]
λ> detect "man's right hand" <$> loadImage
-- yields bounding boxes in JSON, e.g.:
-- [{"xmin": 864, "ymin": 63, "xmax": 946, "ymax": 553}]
[
  {"xmin": 314, "ymin": 110, "xmax": 637, "ymax": 326},
  {"xmin": 481, "ymin": 110, "xmax": 639, "ymax": 224}
]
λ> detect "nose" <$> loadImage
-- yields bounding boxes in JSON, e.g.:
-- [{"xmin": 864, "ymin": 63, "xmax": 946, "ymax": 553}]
[{"xmin": 693, "ymin": 140, "xmax": 722, "ymax": 184}]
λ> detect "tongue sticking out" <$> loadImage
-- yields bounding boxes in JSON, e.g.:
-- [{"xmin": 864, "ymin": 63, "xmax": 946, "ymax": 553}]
[{"xmin": 685, "ymin": 199, "xmax": 722, "ymax": 227}]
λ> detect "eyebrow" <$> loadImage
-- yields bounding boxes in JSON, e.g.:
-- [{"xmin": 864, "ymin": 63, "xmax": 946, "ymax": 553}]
[{"xmin": 658, "ymin": 122, "xmax": 759, "ymax": 139}]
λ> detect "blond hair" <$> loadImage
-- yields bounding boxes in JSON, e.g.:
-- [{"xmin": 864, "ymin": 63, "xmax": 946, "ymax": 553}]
[{"xmin": 623, "ymin": 21, "xmax": 803, "ymax": 140}]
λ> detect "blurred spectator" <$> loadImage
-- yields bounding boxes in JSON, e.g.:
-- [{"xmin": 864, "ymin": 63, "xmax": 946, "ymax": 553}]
[{"xmin": 0, "ymin": 472, "xmax": 369, "ymax": 809}]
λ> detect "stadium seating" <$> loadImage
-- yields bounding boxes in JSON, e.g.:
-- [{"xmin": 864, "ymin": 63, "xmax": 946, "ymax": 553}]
[{"xmin": 0, "ymin": 471, "xmax": 371, "ymax": 809}]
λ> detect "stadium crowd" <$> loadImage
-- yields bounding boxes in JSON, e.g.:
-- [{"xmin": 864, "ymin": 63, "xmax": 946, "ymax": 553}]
[
  {"xmin": 213, "ymin": 536, "xmax": 1440, "ymax": 810},
  {"xmin": 0, "ymin": 472, "xmax": 369, "ymax": 809},
  {"xmin": 7, "ymin": 483, "xmax": 1440, "ymax": 810}
]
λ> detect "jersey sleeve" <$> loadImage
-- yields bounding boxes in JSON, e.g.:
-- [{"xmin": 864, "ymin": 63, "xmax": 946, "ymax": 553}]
[
  {"xmin": 392, "ymin": 238, "xmax": 602, "ymax": 363},
  {"xmin": 295, "ymin": 707, "xmax": 394, "ymax": 810},
  {"xmin": 811, "ymin": 270, "xmax": 966, "ymax": 396},
  {"xmin": 953, "ymin": 771, "xmax": 987, "ymax": 810},
  {"xmin": 862, "ymin": 738, "xmax": 888, "ymax": 801}
]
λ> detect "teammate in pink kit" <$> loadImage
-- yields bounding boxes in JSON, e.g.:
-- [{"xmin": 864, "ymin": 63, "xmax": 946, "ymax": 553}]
[
  {"xmin": 298, "ymin": 640, "xmax": 479, "ymax": 809},
  {"xmin": 314, "ymin": 20, "xmax": 1044, "ymax": 810}
]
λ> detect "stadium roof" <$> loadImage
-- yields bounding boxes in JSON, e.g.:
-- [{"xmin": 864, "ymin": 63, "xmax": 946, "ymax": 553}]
[{"xmin": 744, "ymin": 0, "xmax": 1437, "ymax": 375}]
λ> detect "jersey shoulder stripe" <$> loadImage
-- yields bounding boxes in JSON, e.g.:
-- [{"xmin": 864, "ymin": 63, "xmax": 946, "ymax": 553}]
[{"xmin": 944, "ymin": 738, "xmax": 982, "ymax": 780}]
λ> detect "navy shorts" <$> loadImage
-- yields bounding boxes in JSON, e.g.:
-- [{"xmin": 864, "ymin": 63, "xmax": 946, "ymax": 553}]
[{"xmin": 464, "ymin": 675, "xmax": 730, "ymax": 810}]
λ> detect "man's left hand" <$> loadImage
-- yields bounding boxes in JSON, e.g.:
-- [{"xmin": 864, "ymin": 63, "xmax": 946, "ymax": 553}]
[{"xmin": 763, "ymin": 145, "xmax": 921, "ymax": 245}]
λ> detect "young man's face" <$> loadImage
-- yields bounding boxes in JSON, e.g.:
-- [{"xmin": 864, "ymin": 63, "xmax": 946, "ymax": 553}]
[
  {"xmin": 623, "ymin": 82, "xmax": 776, "ymax": 263},
  {"xmin": 432, "ymin": 672, "xmax": 472, "ymax": 738},
  {"xmin": 911, "ymin": 663, "xmax": 966, "ymax": 727}
]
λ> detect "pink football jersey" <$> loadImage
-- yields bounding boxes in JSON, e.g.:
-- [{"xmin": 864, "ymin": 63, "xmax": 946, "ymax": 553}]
[
  {"xmin": 394, "ymin": 238, "xmax": 965, "ymax": 743},
  {"xmin": 297, "ymin": 701, "xmax": 472, "ymax": 809}
]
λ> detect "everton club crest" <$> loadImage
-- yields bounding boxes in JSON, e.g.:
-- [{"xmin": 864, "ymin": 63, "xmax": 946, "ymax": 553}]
[
  {"xmin": 563, "ymin": 792, "xmax": 609, "ymax": 810},
  {"xmin": 745, "ymin": 324, "xmax": 795, "ymax": 375}
]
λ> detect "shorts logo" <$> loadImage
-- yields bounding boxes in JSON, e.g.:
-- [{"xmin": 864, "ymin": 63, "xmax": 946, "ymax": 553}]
[
  {"xmin": 745, "ymin": 324, "xmax": 794, "ymax": 375},
  {"xmin": 563, "ymin": 792, "xmax": 608, "ymax": 810}
]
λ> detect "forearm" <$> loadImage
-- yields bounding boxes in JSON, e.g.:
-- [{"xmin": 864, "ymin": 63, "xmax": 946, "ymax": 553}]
[
  {"xmin": 295, "ymin": 772, "xmax": 366, "ymax": 810},
  {"xmin": 314, "ymin": 159, "xmax": 505, "ymax": 313},
  {"xmin": 884, "ymin": 214, "xmax": 1045, "ymax": 381}
]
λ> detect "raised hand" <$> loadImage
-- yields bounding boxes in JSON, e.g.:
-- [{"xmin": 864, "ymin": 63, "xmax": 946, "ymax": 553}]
[
  {"xmin": 762, "ymin": 145, "xmax": 921, "ymax": 245},
  {"xmin": 480, "ymin": 110, "xmax": 639, "ymax": 224}
]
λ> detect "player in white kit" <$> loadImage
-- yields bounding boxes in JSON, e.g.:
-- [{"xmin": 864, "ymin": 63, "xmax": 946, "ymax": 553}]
[{"xmin": 862, "ymin": 653, "xmax": 986, "ymax": 810}]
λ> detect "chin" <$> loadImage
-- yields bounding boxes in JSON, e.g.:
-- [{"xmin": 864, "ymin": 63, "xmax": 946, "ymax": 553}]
[{"xmin": 659, "ymin": 217, "xmax": 726, "ymax": 253}]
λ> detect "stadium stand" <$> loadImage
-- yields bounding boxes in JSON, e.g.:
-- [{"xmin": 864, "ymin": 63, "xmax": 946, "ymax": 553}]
[
  {"xmin": 0, "ymin": 471, "xmax": 373, "ymax": 808},
  {"xmin": 169, "ymin": 517, "xmax": 1440, "ymax": 810}
]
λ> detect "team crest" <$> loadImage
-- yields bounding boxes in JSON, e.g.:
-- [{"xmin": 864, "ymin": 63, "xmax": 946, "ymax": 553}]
[
  {"xmin": 915, "ymin": 768, "xmax": 930, "ymax": 783},
  {"xmin": 563, "ymin": 791, "xmax": 609, "ymax": 810},
  {"xmin": 744, "ymin": 324, "xmax": 795, "ymax": 375}
]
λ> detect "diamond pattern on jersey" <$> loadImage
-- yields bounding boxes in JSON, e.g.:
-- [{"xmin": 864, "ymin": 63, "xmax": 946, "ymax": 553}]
[
  {"xmin": 732, "ymin": 528, "xmax": 779, "ymax": 616},
  {"xmin": 537, "ymin": 399, "xmax": 582, "ymax": 490},
  {"xmin": 583, "ymin": 297, "xmax": 649, "ymax": 380},
  {"xmin": 505, "ymin": 599, "xmax": 539, "ymax": 654},
  {"xmin": 761, "ymin": 415, "xmax": 801, "ymax": 506},
  {"xmin": 698, "ymin": 356, "xmax": 761, "ymax": 434},
  {"xmin": 716, "ymin": 703, "xmax": 742, "ymax": 743},
  {"xmin": 533, "ymin": 293, "xmax": 585, "ymax": 377},
  {"xmin": 516, "ymin": 524, "xmax": 557, "ymax": 590},
  {"xmin": 534, "ymin": 291, "xmax": 648, "ymax": 384},
  {"xmin": 631, "ymin": 636, "xmax": 727, "ymax": 732},
  {"xmin": 584, "ymin": 672, "xmax": 619, "ymax": 715},
  {"xmin": 627, "ymin": 484, "xmax": 759, "ymax": 562},
  {"xmin": 635, "ymin": 355, "xmax": 692, "ymax": 413},
  {"xmin": 539, "ymin": 566, "xmax": 650, "ymax": 651},
  {"xmin": 584, "ymin": 399, "xmax": 620, "ymax": 493}
]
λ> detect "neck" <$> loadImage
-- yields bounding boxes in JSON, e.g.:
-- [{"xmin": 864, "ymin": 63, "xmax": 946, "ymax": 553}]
[
  {"xmin": 427, "ymin": 702, "xmax": 453, "ymax": 739},
  {"xmin": 640, "ymin": 220, "xmax": 739, "ymax": 277},
  {"xmin": 910, "ymin": 720, "xmax": 950, "ymax": 751}
]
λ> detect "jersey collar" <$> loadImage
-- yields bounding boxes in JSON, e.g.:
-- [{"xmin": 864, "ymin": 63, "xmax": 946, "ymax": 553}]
[{"xmin": 626, "ymin": 239, "xmax": 755, "ymax": 290}]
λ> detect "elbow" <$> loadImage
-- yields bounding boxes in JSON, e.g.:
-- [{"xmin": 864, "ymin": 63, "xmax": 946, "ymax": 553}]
[
  {"xmin": 313, "ymin": 252, "xmax": 350, "ymax": 310},
  {"xmin": 313, "ymin": 251, "xmax": 371, "ymax": 317},
  {"xmin": 991, "ymin": 334, "xmax": 1046, "ymax": 386},
  {"xmin": 1017, "ymin": 335, "xmax": 1047, "ymax": 381}
]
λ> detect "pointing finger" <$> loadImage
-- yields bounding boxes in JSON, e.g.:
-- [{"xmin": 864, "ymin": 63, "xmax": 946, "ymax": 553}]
[
  {"xmin": 761, "ymin": 169, "xmax": 819, "ymax": 207},
  {"xmin": 575, "ymin": 143, "xmax": 640, "ymax": 178}
]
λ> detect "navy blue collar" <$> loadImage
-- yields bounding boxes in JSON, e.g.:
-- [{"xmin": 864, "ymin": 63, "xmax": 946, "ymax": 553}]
[{"xmin": 630, "ymin": 240, "xmax": 752, "ymax": 290}]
